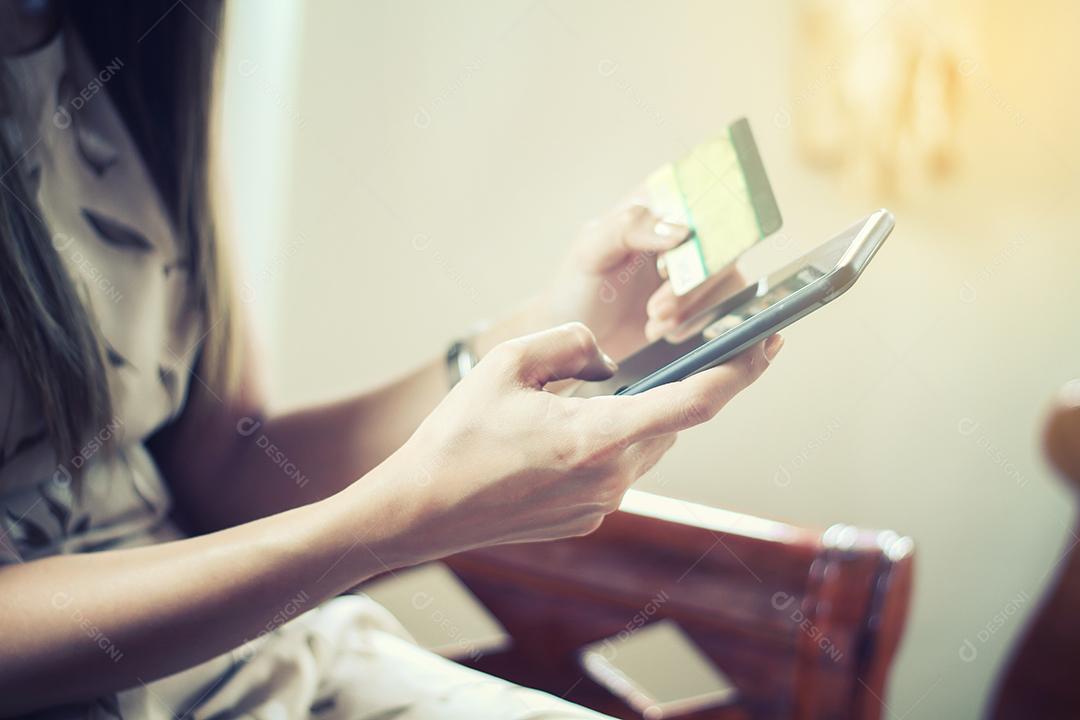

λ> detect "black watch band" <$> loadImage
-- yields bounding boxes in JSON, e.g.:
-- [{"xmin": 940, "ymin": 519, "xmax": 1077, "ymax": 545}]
[{"xmin": 445, "ymin": 338, "xmax": 478, "ymax": 389}]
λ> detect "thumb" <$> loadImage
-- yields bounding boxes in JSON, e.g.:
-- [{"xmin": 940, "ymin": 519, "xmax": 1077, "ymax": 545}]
[
  {"xmin": 499, "ymin": 322, "xmax": 617, "ymax": 388},
  {"xmin": 578, "ymin": 204, "xmax": 689, "ymax": 272}
]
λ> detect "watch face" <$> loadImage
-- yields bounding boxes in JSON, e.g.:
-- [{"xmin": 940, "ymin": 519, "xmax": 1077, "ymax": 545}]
[{"xmin": 446, "ymin": 339, "xmax": 477, "ymax": 387}]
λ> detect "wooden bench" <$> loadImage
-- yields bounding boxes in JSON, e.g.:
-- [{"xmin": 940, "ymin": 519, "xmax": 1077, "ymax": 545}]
[
  {"xmin": 433, "ymin": 378, "xmax": 1080, "ymax": 719},
  {"xmin": 444, "ymin": 489, "xmax": 914, "ymax": 719}
]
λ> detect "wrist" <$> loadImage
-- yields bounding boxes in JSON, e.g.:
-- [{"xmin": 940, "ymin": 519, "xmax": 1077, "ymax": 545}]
[{"xmin": 311, "ymin": 464, "xmax": 433, "ymax": 586}]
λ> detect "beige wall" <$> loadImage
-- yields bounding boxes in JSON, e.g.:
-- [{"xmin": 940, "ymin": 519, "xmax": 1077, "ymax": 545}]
[{"xmin": 227, "ymin": 2, "xmax": 1080, "ymax": 717}]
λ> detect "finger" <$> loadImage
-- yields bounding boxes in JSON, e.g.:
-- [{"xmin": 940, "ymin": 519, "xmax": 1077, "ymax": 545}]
[
  {"xmin": 647, "ymin": 264, "xmax": 746, "ymax": 325},
  {"xmin": 644, "ymin": 283, "xmax": 678, "ymax": 342},
  {"xmin": 499, "ymin": 322, "xmax": 618, "ymax": 388},
  {"xmin": 614, "ymin": 335, "xmax": 783, "ymax": 441},
  {"xmin": 644, "ymin": 315, "xmax": 671, "ymax": 343},
  {"xmin": 607, "ymin": 183, "xmax": 689, "ymax": 258},
  {"xmin": 645, "ymin": 269, "xmax": 751, "ymax": 343},
  {"xmin": 627, "ymin": 216, "xmax": 692, "ymax": 255},
  {"xmin": 578, "ymin": 204, "xmax": 690, "ymax": 272}
]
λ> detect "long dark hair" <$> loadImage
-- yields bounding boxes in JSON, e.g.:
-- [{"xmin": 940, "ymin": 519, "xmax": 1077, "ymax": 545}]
[{"xmin": 0, "ymin": 0, "xmax": 232, "ymax": 467}]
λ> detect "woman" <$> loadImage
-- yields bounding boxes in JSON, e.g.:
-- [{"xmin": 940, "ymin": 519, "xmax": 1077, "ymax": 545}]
[{"xmin": 0, "ymin": 1, "xmax": 783, "ymax": 718}]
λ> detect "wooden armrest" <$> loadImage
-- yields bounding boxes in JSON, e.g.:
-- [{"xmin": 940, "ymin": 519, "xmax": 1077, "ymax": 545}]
[{"xmin": 444, "ymin": 490, "xmax": 914, "ymax": 720}]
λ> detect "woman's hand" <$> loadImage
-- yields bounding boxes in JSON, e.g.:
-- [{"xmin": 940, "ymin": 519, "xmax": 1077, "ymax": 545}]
[
  {"xmin": 369, "ymin": 322, "xmax": 782, "ymax": 563},
  {"xmin": 540, "ymin": 195, "xmax": 750, "ymax": 361}
]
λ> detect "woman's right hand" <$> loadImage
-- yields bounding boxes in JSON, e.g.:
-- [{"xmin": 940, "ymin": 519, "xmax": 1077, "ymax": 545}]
[
  {"xmin": 369, "ymin": 322, "xmax": 783, "ymax": 564},
  {"xmin": 0, "ymin": 322, "xmax": 778, "ymax": 714}
]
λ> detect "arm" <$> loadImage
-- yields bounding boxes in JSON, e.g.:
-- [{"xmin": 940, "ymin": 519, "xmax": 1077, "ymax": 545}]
[
  {"xmin": 149, "ymin": 297, "xmax": 553, "ymax": 532},
  {"xmin": 0, "ymin": 468, "xmax": 416, "ymax": 716},
  {"xmin": 5, "ymin": 323, "xmax": 780, "ymax": 716},
  {"xmin": 154, "ymin": 200, "xmax": 747, "ymax": 533}
]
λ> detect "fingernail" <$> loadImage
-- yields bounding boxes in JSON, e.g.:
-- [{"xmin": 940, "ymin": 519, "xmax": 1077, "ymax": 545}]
[
  {"xmin": 601, "ymin": 351, "xmax": 618, "ymax": 372},
  {"xmin": 654, "ymin": 220, "xmax": 690, "ymax": 241},
  {"xmin": 656, "ymin": 254, "xmax": 669, "ymax": 279},
  {"xmin": 764, "ymin": 335, "xmax": 784, "ymax": 362}
]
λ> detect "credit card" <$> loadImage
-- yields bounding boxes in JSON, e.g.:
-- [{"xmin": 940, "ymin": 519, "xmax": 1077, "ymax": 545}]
[{"xmin": 649, "ymin": 118, "xmax": 781, "ymax": 295}]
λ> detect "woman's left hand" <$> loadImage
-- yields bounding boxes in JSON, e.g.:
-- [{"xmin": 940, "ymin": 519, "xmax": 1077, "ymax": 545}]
[{"xmin": 540, "ymin": 194, "xmax": 746, "ymax": 361}]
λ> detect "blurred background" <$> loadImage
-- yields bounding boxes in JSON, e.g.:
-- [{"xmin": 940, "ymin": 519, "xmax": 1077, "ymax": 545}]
[{"xmin": 217, "ymin": 1, "xmax": 1080, "ymax": 717}]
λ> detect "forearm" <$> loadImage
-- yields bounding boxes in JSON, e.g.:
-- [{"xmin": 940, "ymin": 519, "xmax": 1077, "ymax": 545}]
[
  {"xmin": 0, "ymin": 476, "xmax": 415, "ymax": 716},
  {"xmin": 171, "ymin": 355, "xmax": 445, "ymax": 530},
  {"xmin": 171, "ymin": 298, "xmax": 554, "ymax": 531}
]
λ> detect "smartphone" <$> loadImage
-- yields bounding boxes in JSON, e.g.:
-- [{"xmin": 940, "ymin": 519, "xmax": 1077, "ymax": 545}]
[{"xmin": 573, "ymin": 209, "xmax": 894, "ymax": 397}]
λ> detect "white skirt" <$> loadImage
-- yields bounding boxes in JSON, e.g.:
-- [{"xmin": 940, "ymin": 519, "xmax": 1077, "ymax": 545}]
[{"xmin": 116, "ymin": 595, "xmax": 612, "ymax": 720}]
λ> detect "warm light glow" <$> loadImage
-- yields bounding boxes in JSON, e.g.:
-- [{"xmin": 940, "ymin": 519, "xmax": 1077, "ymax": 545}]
[{"xmin": 791, "ymin": 0, "xmax": 968, "ymax": 194}]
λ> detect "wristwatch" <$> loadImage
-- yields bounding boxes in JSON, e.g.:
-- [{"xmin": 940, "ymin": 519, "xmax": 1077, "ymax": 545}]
[{"xmin": 445, "ymin": 338, "xmax": 478, "ymax": 388}]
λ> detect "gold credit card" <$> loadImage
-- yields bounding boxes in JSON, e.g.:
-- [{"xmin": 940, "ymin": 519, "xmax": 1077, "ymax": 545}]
[{"xmin": 649, "ymin": 118, "xmax": 782, "ymax": 295}]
